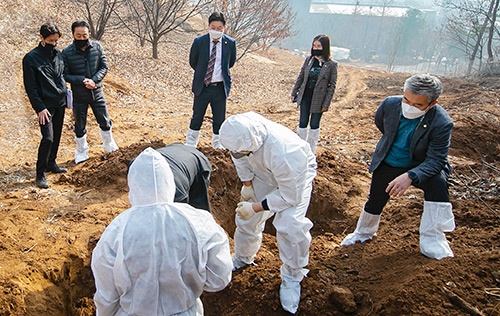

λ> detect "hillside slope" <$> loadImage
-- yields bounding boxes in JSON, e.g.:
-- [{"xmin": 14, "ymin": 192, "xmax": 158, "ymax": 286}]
[{"xmin": 0, "ymin": 1, "xmax": 499, "ymax": 315}]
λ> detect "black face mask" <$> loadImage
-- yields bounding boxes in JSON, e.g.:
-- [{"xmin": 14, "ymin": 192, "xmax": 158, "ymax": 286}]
[
  {"xmin": 41, "ymin": 43, "xmax": 56, "ymax": 54},
  {"xmin": 74, "ymin": 39, "xmax": 89, "ymax": 49},
  {"xmin": 312, "ymin": 49, "xmax": 323, "ymax": 57}
]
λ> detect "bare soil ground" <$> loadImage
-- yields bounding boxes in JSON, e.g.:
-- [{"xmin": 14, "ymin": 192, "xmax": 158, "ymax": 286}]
[{"xmin": 0, "ymin": 1, "xmax": 499, "ymax": 315}]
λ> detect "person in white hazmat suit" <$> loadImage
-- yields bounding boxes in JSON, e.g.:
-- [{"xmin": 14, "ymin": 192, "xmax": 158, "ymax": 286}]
[
  {"xmin": 91, "ymin": 147, "xmax": 232, "ymax": 316},
  {"xmin": 218, "ymin": 112, "xmax": 317, "ymax": 314}
]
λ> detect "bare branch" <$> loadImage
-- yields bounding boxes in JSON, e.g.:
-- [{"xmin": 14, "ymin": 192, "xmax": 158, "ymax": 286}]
[
  {"xmin": 118, "ymin": 0, "xmax": 211, "ymax": 58},
  {"xmin": 209, "ymin": 0, "xmax": 296, "ymax": 60},
  {"xmin": 72, "ymin": 0, "xmax": 124, "ymax": 40}
]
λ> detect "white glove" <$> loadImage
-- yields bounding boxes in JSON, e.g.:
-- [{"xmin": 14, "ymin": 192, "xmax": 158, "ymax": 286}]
[
  {"xmin": 240, "ymin": 185, "xmax": 258, "ymax": 202},
  {"xmin": 235, "ymin": 202, "xmax": 256, "ymax": 220}
]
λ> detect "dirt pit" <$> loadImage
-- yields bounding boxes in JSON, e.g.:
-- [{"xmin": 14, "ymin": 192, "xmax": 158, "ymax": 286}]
[
  {"xmin": 1, "ymin": 67, "xmax": 500, "ymax": 315},
  {"xmin": 0, "ymin": 140, "xmax": 366, "ymax": 316},
  {"xmin": 2, "ymin": 135, "xmax": 499, "ymax": 316}
]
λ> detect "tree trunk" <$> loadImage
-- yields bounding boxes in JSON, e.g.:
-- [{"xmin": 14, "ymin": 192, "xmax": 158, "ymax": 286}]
[
  {"xmin": 467, "ymin": 0, "xmax": 496, "ymax": 75},
  {"xmin": 486, "ymin": 0, "xmax": 500, "ymax": 62},
  {"xmin": 152, "ymin": 38, "xmax": 159, "ymax": 59},
  {"xmin": 387, "ymin": 30, "xmax": 403, "ymax": 72}
]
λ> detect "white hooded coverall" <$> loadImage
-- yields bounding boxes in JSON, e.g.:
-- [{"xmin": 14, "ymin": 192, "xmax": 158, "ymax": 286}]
[
  {"xmin": 91, "ymin": 147, "xmax": 232, "ymax": 316},
  {"xmin": 219, "ymin": 111, "xmax": 317, "ymax": 287}
]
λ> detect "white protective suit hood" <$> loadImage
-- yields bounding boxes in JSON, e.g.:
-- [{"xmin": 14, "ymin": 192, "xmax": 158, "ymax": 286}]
[
  {"xmin": 128, "ymin": 147, "xmax": 175, "ymax": 206},
  {"xmin": 219, "ymin": 111, "xmax": 268, "ymax": 152}
]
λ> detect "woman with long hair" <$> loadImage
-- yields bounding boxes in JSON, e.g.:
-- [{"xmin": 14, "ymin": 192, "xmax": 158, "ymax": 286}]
[{"xmin": 291, "ymin": 34, "xmax": 338, "ymax": 154}]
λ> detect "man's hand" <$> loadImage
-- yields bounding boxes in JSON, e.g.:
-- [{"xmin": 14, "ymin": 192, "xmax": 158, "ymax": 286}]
[
  {"xmin": 235, "ymin": 202, "xmax": 256, "ymax": 220},
  {"xmin": 83, "ymin": 78, "xmax": 96, "ymax": 90},
  {"xmin": 37, "ymin": 109, "xmax": 51, "ymax": 125},
  {"xmin": 240, "ymin": 184, "xmax": 257, "ymax": 202},
  {"xmin": 386, "ymin": 173, "xmax": 413, "ymax": 197}
]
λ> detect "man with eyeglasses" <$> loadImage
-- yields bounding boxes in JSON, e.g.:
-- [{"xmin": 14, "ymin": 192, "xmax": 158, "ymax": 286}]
[
  {"xmin": 340, "ymin": 74, "xmax": 455, "ymax": 260},
  {"xmin": 219, "ymin": 111, "xmax": 317, "ymax": 314}
]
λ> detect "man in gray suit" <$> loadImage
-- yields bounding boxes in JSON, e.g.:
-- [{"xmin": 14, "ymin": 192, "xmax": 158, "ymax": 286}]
[{"xmin": 340, "ymin": 74, "xmax": 455, "ymax": 260}]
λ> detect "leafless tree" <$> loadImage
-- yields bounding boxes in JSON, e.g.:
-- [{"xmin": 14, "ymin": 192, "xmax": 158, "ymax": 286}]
[
  {"xmin": 442, "ymin": 0, "xmax": 500, "ymax": 75},
  {"xmin": 373, "ymin": 0, "xmax": 394, "ymax": 51},
  {"xmin": 386, "ymin": 8, "xmax": 426, "ymax": 71},
  {"xmin": 486, "ymin": 0, "xmax": 500, "ymax": 63},
  {"xmin": 118, "ymin": 0, "xmax": 211, "ymax": 59},
  {"xmin": 387, "ymin": 26, "xmax": 403, "ymax": 72},
  {"xmin": 72, "ymin": 0, "xmax": 123, "ymax": 40},
  {"xmin": 209, "ymin": 0, "xmax": 296, "ymax": 60}
]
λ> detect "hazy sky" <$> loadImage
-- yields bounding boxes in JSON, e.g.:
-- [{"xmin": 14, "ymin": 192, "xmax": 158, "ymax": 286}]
[{"xmin": 310, "ymin": 0, "xmax": 439, "ymax": 10}]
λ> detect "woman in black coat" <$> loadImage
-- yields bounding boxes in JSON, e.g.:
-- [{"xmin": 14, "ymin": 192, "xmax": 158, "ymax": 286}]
[{"xmin": 291, "ymin": 34, "xmax": 338, "ymax": 154}]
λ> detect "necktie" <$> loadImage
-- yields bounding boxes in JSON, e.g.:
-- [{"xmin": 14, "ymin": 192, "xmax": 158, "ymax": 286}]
[{"xmin": 204, "ymin": 40, "xmax": 219, "ymax": 86}]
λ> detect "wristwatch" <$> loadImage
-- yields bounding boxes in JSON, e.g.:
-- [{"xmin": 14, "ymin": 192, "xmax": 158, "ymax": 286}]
[{"xmin": 408, "ymin": 171, "xmax": 417, "ymax": 181}]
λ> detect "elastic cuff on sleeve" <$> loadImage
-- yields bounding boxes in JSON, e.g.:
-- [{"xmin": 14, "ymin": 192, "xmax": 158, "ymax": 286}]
[{"xmin": 261, "ymin": 199, "xmax": 270, "ymax": 211}]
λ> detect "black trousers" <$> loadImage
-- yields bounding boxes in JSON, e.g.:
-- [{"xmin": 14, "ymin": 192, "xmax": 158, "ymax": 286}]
[
  {"xmin": 364, "ymin": 161, "xmax": 450, "ymax": 215},
  {"xmin": 299, "ymin": 95, "xmax": 323, "ymax": 129},
  {"xmin": 37, "ymin": 106, "xmax": 65, "ymax": 176},
  {"xmin": 73, "ymin": 91, "xmax": 112, "ymax": 138},
  {"xmin": 189, "ymin": 83, "xmax": 226, "ymax": 134}
]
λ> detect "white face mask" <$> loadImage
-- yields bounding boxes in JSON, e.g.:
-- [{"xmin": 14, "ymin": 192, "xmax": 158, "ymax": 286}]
[
  {"xmin": 208, "ymin": 29, "xmax": 223, "ymax": 40},
  {"xmin": 401, "ymin": 101, "xmax": 427, "ymax": 119}
]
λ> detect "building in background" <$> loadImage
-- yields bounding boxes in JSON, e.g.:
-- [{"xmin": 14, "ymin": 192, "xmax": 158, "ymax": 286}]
[{"xmin": 283, "ymin": 0, "xmax": 457, "ymax": 74}]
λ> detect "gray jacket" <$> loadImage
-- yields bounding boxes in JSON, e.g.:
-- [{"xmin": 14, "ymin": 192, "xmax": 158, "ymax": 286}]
[
  {"xmin": 370, "ymin": 96, "xmax": 453, "ymax": 184},
  {"xmin": 291, "ymin": 56, "xmax": 338, "ymax": 113}
]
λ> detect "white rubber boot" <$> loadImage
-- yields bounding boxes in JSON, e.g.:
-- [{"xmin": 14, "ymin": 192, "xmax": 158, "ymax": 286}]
[
  {"xmin": 340, "ymin": 210, "xmax": 381, "ymax": 246},
  {"xmin": 75, "ymin": 135, "xmax": 89, "ymax": 164},
  {"xmin": 419, "ymin": 201, "xmax": 455, "ymax": 260},
  {"xmin": 185, "ymin": 128, "xmax": 200, "ymax": 147},
  {"xmin": 231, "ymin": 255, "xmax": 255, "ymax": 271},
  {"xmin": 297, "ymin": 127, "xmax": 308, "ymax": 141},
  {"xmin": 280, "ymin": 265, "xmax": 308, "ymax": 314},
  {"xmin": 99, "ymin": 128, "xmax": 119, "ymax": 153},
  {"xmin": 307, "ymin": 128, "xmax": 320, "ymax": 154},
  {"xmin": 212, "ymin": 134, "xmax": 224, "ymax": 149}
]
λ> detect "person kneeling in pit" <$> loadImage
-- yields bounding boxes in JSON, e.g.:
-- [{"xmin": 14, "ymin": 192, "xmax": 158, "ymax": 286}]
[{"xmin": 340, "ymin": 74, "xmax": 455, "ymax": 260}]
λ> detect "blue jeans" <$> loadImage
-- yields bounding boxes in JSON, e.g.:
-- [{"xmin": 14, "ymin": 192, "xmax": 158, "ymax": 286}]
[{"xmin": 299, "ymin": 95, "xmax": 323, "ymax": 129}]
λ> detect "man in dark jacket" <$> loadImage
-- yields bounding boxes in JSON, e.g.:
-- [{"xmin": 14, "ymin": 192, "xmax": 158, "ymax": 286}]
[
  {"xmin": 23, "ymin": 23, "xmax": 67, "ymax": 188},
  {"xmin": 62, "ymin": 20, "xmax": 118, "ymax": 164},
  {"xmin": 155, "ymin": 144, "xmax": 212, "ymax": 211},
  {"xmin": 340, "ymin": 74, "xmax": 455, "ymax": 260},
  {"xmin": 185, "ymin": 12, "xmax": 236, "ymax": 149},
  {"xmin": 128, "ymin": 143, "xmax": 213, "ymax": 212}
]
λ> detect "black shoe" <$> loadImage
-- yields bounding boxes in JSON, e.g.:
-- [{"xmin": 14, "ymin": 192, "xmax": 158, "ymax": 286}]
[
  {"xmin": 47, "ymin": 164, "xmax": 67, "ymax": 173},
  {"xmin": 36, "ymin": 174, "xmax": 49, "ymax": 189}
]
